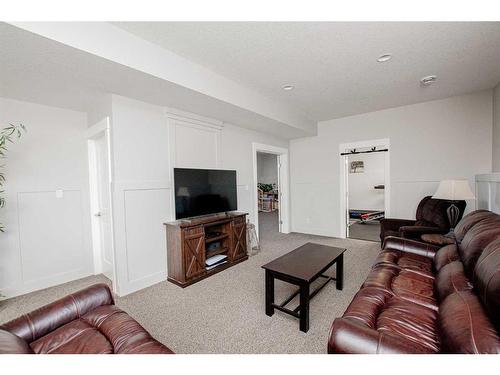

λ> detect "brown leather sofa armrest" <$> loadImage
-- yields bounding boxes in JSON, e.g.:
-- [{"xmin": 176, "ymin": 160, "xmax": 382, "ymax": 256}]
[
  {"xmin": 399, "ymin": 225, "xmax": 447, "ymax": 238},
  {"xmin": 382, "ymin": 236, "xmax": 440, "ymax": 259},
  {"xmin": 380, "ymin": 218, "xmax": 416, "ymax": 233},
  {"xmin": 0, "ymin": 329, "xmax": 34, "ymax": 354},
  {"xmin": 2, "ymin": 283, "xmax": 114, "ymax": 343},
  {"xmin": 328, "ymin": 318, "xmax": 429, "ymax": 354}
]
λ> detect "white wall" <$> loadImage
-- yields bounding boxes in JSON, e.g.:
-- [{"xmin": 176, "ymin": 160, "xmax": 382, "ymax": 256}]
[
  {"xmin": 0, "ymin": 98, "xmax": 93, "ymax": 298},
  {"xmin": 257, "ymin": 153, "xmax": 278, "ymax": 185},
  {"xmin": 109, "ymin": 95, "xmax": 288, "ymax": 296},
  {"xmin": 347, "ymin": 152, "xmax": 385, "ymax": 211},
  {"xmin": 290, "ymin": 91, "xmax": 493, "ymax": 237},
  {"xmin": 493, "ymin": 83, "xmax": 500, "ymax": 172}
]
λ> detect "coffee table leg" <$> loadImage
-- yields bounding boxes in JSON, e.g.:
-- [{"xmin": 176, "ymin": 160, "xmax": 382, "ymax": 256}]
[
  {"xmin": 336, "ymin": 254, "xmax": 344, "ymax": 290},
  {"xmin": 299, "ymin": 283, "xmax": 310, "ymax": 332},
  {"xmin": 265, "ymin": 270, "xmax": 275, "ymax": 316}
]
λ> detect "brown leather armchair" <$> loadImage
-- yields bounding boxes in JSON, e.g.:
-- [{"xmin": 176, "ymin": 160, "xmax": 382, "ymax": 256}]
[{"xmin": 380, "ymin": 196, "xmax": 465, "ymax": 244}]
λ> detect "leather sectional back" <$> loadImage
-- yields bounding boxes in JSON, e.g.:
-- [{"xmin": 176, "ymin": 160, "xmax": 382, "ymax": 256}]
[
  {"xmin": 458, "ymin": 218, "xmax": 500, "ymax": 275},
  {"xmin": 473, "ymin": 239, "xmax": 500, "ymax": 330},
  {"xmin": 1, "ymin": 283, "xmax": 113, "ymax": 343},
  {"xmin": 454, "ymin": 210, "xmax": 497, "ymax": 242}
]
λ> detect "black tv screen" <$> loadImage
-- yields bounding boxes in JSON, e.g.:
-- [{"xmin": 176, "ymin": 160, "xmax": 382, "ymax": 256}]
[{"xmin": 174, "ymin": 168, "xmax": 237, "ymax": 219}]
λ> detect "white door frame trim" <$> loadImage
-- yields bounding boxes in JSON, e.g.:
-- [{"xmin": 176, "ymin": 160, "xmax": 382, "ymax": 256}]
[
  {"xmin": 339, "ymin": 138, "xmax": 390, "ymax": 239},
  {"xmin": 252, "ymin": 142, "xmax": 290, "ymax": 237},
  {"xmin": 87, "ymin": 117, "xmax": 118, "ymax": 293}
]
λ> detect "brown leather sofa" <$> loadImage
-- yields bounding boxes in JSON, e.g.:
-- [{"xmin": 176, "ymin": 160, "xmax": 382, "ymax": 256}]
[
  {"xmin": 379, "ymin": 196, "xmax": 466, "ymax": 244},
  {"xmin": 0, "ymin": 284, "xmax": 173, "ymax": 354},
  {"xmin": 329, "ymin": 210, "xmax": 500, "ymax": 354}
]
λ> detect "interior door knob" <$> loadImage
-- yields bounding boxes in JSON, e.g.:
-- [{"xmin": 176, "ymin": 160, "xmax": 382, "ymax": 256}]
[{"xmin": 94, "ymin": 212, "xmax": 102, "ymax": 217}]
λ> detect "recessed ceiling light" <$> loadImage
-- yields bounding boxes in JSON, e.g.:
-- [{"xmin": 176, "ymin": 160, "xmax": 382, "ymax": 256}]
[
  {"xmin": 377, "ymin": 53, "xmax": 392, "ymax": 63},
  {"xmin": 282, "ymin": 84, "xmax": 295, "ymax": 91},
  {"xmin": 420, "ymin": 75, "xmax": 437, "ymax": 86}
]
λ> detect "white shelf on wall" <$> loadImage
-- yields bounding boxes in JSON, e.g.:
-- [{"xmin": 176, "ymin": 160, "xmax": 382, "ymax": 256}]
[{"xmin": 475, "ymin": 173, "xmax": 500, "ymax": 214}]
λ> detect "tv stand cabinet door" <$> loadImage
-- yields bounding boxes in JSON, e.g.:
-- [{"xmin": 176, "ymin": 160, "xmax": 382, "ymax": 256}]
[
  {"xmin": 183, "ymin": 226, "xmax": 206, "ymax": 280},
  {"xmin": 230, "ymin": 217, "xmax": 247, "ymax": 261}
]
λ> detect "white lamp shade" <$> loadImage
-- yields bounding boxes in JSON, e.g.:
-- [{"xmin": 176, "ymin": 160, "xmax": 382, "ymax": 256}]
[
  {"xmin": 433, "ymin": 179, "xmax": 475, "ymax": 201},
  {"xmin": 177, "ymin": 187, "xmax": 190, "ymax": 197}
]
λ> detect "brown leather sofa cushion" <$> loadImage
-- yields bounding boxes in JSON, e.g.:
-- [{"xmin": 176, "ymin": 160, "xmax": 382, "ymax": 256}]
[
  {"xmin": 434, "ymin": 244, "xmax": 459, "ymax": 271},
  {"xmin": 1, "ymin": 284, "xmax": 173, "ymax": 354},
  {"xmin": 439, "ymin": 291, "xmax": 500, "ymax": 353},
  {"xmin": 458, "ymin": 223, "xmax": 500, "ymax": 275},
  {"xmin": 3, "ymin": 283, "xmax": 114, "ymax": 343},
  {"xmin": 454, "ymin": 210, "xmax": 497, "ymax": 242},
  {"xmin": 435, "ymin": 261, "xmax": 472, "ymax": 301},
  {"xmin": 374, "ymin": 249, "xmax": 434, "ymax": 274},
  {"xmin": 0, "ymin": 329, "xmax": 34, "ymax": 354},
  {"xmin": 473, "ymin": 239, "xmax": 500, "ymax": 328},
  {"xmin": 363, "ymin": 265, "xmax": 437, "ymax": 311},
  {"xmin": 30, "ymin": 305, "xmax": 172, "ymax": 354},
  {"xmin": 335, "ymin": 286, "xmax": 440, "ymax": 353},
  {"xmin": 377, "ymin": 298, "xmax": 439, "ymax": 353}
]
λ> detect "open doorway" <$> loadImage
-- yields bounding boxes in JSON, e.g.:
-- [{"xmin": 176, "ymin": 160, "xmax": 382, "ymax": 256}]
[
  {"xmin": 87, "ymin": 117, "xmax": 116, "ymax": 288},
  {"xmin": 339, "ymin": 139, "xmax": 390, "ymax": 242},
  {"xmin": 256, "ymin": 152, "xmax": 280, "ymax": 238},
  {"xmin": 252, "ymin": 143, "xmax": 290, "ymax": 239}
]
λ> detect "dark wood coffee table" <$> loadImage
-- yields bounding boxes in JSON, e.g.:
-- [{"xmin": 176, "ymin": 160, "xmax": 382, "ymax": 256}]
[{"xmin": 261, "ymin": 242, "xmax": 346, "ymax": 332}]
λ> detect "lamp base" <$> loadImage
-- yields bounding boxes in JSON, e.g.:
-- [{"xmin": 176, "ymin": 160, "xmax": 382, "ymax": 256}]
[
  {"xmin": 444, "ymin": 228, "xmax": 456, "ymax": 239},
  {"xmin": 446, "ymin": 202, "xmax": 460, "ymax": 229}
]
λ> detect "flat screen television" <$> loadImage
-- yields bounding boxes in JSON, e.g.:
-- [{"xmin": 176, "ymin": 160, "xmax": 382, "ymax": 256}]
[{"xmin": 174, "ymin": 168, "xmax": 237, "ymax": 219}]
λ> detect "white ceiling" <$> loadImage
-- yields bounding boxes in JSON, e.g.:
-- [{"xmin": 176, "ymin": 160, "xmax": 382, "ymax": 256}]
[
  {"xmin": 112, "ymin": 22, "xmax": 500, "ymax": 121},
  {"xmin": 0, "ymin": 23, "xmax": 309, "ymax": 139}
]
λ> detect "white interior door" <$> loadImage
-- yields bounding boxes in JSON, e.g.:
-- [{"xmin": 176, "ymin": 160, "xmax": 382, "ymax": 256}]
[{"xmin": 94, "ymin": 133, "xmax": 114, "ymax": 280}]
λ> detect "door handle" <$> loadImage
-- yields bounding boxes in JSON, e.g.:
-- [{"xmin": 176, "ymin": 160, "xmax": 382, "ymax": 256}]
[{"xmin": 94, "ymin": 212, "xmax": 102, "ymax": 217}]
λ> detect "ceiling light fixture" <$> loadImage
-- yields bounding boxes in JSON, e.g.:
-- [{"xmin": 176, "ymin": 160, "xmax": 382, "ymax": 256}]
[
  {"xmin": 420, "ymin": 75, "xmax": 437, "ymax": 86},
  {"xmin": 282, "ymin": 84, "xmax": 295, "ymax": 91},
  {"xmin": 376, "ymin": 53, "xmax": 392, "ymax": 63}
]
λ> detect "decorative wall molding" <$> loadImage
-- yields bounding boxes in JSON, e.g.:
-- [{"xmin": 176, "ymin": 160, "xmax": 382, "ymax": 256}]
[{"xmin": 164, "ymin": 107, "xmax": 223, "ymax": 130}]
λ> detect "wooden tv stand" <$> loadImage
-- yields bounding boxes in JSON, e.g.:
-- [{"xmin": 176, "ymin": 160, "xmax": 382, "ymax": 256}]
[{"xmin": 164, "ymin": 212, "xmax": 248, "ymax": 287}]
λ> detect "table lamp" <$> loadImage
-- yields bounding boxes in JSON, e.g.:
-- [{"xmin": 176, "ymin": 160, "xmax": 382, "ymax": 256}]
[{"xmin": 433, "ymin": 179, "xmax": 475, "ymax": 235}]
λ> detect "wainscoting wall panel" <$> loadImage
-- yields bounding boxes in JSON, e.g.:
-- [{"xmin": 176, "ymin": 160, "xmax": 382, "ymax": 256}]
[
  {"xmin": 476, "ymin": 173, "xmax": 500, "ymax": 214},
  {"xmin": 15, "ymin": 190, "xmax": 92, "ymax": 293},
  {"xmin": 290, "ymin": 182, "xmax": 337, "ymax": 236},
  {"xmin": 123, "ymin": 188, "xmax": 171, "ymax": 283},
  {"xmin": 170, "ymin": 118, "xmax": 221, "ymax": 169}
]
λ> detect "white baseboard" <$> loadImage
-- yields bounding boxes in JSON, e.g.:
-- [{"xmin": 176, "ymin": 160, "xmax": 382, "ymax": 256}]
[
  {"xmin": 1, "ymin": 268, "xmax": 93, "ymax": 299},
  {"xmin": 291, "ymin": 226, "xmax": 339, "ymax": 238},
  {"xmin": 115, "ymin": 271, "xmax": 167, "ymax": 297}
]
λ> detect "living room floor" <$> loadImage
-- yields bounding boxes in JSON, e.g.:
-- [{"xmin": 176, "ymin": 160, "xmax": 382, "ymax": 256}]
[
  {"xmin": 348, "ymin": 221, "xmax": 381, "ymax": 242},
  {"xmin": 0, "ymin": 225, "xmax": 380, "ymax": 354}
]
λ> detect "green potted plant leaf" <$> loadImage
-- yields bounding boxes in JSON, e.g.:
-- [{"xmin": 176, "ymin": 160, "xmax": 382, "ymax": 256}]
[{"xmin": 0, "ymin": 123, "xmax": 26, "ymax": 232}]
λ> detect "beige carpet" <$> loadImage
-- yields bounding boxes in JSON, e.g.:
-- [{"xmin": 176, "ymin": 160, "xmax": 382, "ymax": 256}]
[
  {"xmin": 0, "ymin": 212, "xmax": 380, "ymax": 354},
  {"xmin": 349, "ymin": 221, "xmax": 381, "ymax": 242}
]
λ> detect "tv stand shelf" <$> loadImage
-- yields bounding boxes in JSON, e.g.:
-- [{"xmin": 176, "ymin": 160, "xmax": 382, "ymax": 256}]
[
  {"xmin": 206, "ymin": 246, "xmax": 229, "ymax": 258},
  {"xmin": 205, "ymin": 233, "xmax": 229, "ymax": 243},
  {"xmin": 164, "ymin": 212, "xmax": 248, "ymax": 288}
]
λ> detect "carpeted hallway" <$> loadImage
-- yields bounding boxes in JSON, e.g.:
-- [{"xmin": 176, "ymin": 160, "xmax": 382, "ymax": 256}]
[
  {"xmin": 348, "ymin": 221, "xmax": 381, "ymax": 242},
  {"xmin": 0, "ymin": 217, "xmax": 380, "ymax": 354}
]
